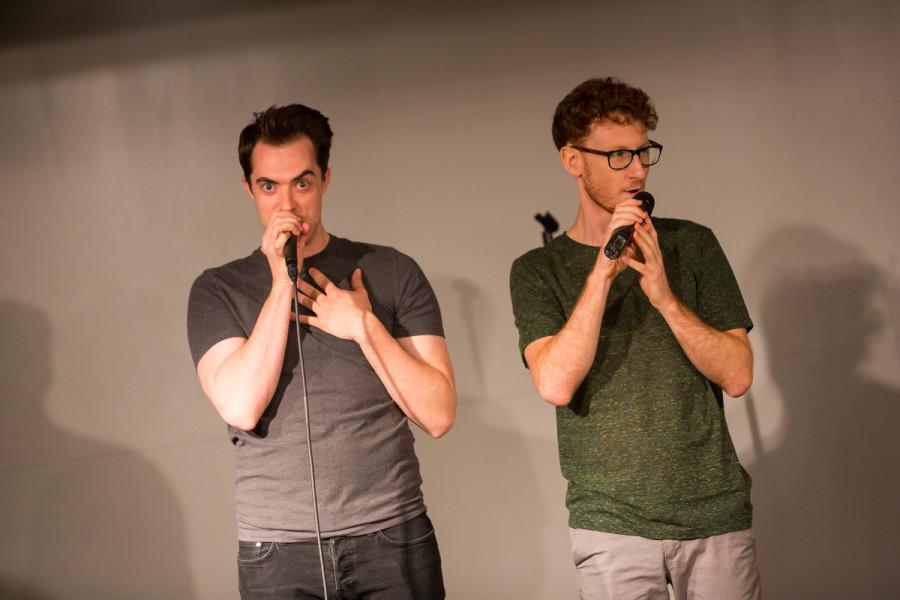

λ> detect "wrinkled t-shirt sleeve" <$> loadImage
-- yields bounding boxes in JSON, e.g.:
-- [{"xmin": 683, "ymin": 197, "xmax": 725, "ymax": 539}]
[
  {"xmin": 694, "ymin": 227, "xmax": 753, "ymax": 333},
  {"xmin": 391, "ymin": 251, "xmax": 444, "ymax": 339},
  {"xmin": 509, "ymin": 254, "xmax": 565, "ymax": 366},
  {"xmin": 187, "ymin": 271, "xmax": 248, "ymax": 367}
]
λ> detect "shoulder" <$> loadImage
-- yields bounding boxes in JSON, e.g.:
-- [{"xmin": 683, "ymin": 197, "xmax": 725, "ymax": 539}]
[
  {"xmin": 653, "ymin": 217, "xmax": 713, "ymax": 237},
  {"xmin": 654, "ymin": 217, "xmax": 720, "ymax": 252},
  {"xmin": 511, "ymin": 234, "xmax": 576, "ymax": 280},
  {"xmin": 512, "ymin": 235, "xmax": 565, "ymax": 271},
  {"xmin": 190, "ymin": 249, "xmax": 265, "ymax": 293},
  {"xmin": 333, "ymin": 236, "xmax": 423, "ymax": 273},
  {"xmin": 512, "ymin": 245, "xmax": 549, "ymax": 269}
]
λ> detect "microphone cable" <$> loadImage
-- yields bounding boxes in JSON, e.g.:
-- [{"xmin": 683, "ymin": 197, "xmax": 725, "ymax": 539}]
[{"xmin": 286, "ymin": 239, "xmax": 329, "ymax": 599}]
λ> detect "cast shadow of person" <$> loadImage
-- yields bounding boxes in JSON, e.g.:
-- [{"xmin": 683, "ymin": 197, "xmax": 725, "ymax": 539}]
[
  {"xmin": 745, "ymin": 227, "xmax": 900, "ymax": 600},
  {"xmin": 413, "ymin": 277, "xmax": 572, "ymax": 599},
  {"xmin": 0, "ymin": 299, "xmax": 194, "ymax": 599}
]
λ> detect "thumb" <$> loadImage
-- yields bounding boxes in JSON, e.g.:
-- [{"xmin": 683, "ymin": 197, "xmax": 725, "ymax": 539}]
[{"xmin": 351, "ymin": 267, "xmax": 364, "ymax": 290}]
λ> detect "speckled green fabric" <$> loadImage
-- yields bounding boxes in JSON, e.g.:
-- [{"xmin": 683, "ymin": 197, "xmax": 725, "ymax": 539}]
[{"xmin": 510, "ymin": 218, "xmax": 753, "ymax": 540}]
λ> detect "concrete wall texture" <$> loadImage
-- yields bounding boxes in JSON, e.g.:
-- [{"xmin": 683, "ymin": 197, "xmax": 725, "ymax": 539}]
[{"xmin": 1, "ymin": 1, "xmax": 898, "ymax": 598}]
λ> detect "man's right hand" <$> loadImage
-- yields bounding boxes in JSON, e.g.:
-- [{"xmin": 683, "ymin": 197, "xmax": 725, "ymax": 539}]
[
  {"xmin": 597, "ymin": 198, "xmax": 649, "ymax": 280},
  {"xmin": 261, "ymin": 210, "xmax": 309, "ymax": 284}
]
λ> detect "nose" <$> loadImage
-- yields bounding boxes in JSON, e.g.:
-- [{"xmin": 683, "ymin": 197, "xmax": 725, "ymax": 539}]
[
  {"xmin": 625, "ymin": 155, "xmax": 648, "ymax": 180},
  {"xmin": 277, "ymin": 188, "xmax": 296, "ymax": 211}
]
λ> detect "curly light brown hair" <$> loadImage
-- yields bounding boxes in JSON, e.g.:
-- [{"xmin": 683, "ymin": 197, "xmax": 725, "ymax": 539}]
[{"xmin": 551, "ymin": 77, "xmax": 658, "ymax": 150}]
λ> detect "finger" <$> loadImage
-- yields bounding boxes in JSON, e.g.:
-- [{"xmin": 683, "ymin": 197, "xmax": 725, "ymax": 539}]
[
  {"xmin": 613, "ymin": 198, "xmax": 643, "ymax": 210},
  {"xmin": 624, "ymin": 256, "xmax": 648, "ymax": 274},
  {"xmin": 308, "ymin": 267, "xmax": 334, "ymax": 291},
  {"xmin": 297, "ymin": 279, "xmax": 321, "ymax": 299},
  {"xmin": 613, "ymin": 201, "xmax": 649, "ymax": 219},
  {"xmin": 351, "ymin": 268, "xmax": 364, "ymax": 291},
  {"xmin": 643, "ymin": 217, "xmax": 659, "ymax": 240},
  {"xmin": 274, "ymin": 229, "xmax": 292, "ymax": 254},
  {"xmin": 296, "ymin": 294, "xmax": 315, "ymax": 310},
  {"xmin": 632, "ymin": 227, "xmax": 660, "ymax": 263},
  {"xmin": 298, "ymin": 315, "xmax": 319, "ymax": 329}
]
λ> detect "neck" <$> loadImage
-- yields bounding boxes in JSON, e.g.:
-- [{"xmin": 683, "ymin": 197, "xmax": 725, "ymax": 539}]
[
  {"xmin": 567, "ymin": 193, "xmax": 612, "ymax": 247},
  {"xmin": 302, "ymin": 226, "xmax": 330, "ymax": 258}
]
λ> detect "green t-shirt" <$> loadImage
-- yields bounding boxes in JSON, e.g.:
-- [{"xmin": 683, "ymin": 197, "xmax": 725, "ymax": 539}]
[{"xmin": 509, "ymin": 218, "xmax": 753, "ymax": 540}]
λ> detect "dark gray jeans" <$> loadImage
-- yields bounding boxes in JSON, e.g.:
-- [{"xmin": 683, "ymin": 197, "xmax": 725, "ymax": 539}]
[{"xmin": 237, "ymin": 512, "xmax": 445, "ymax": 599}]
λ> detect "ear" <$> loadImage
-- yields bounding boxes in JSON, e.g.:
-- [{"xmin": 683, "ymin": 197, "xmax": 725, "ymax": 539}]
[
  {"xmin": 321, "ymin": 168, "xmax": 331, "ymax": 194},
  {"xmin": 241, "ymin": 176, "xmax": 254, "ymax": 201},
  {"xmin": 560, "ymin": 146, "xmax": 582, "ymax": 177}
]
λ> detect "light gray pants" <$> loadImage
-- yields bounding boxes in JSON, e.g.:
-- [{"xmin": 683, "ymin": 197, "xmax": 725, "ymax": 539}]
[{"xmin": 569, "ymin": 528, "xmax": 761, "ymax": 600}]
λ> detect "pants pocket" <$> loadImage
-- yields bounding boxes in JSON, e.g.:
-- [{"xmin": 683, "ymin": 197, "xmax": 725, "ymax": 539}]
[
  {"xmin": 376, "ymin": 513, "xmax": 436, "ymax": 547},
  {"xmin": 237, "ymin": 541, "xmax": 278, "ymax": 564}
]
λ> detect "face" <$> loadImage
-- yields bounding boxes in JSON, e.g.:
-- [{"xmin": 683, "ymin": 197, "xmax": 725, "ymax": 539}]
[
  {"xmin": 570, "ymin": 118, "xmax": 651, "ymax": 213},
  {"xmin": 242, "ymin": 136, "xmax": 330, "ymax": 239}
]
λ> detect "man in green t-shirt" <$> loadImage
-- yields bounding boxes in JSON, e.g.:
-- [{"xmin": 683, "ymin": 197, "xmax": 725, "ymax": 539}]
[{"xmin": 510, "ymin": 78, "xmax": 761, "ymax": 599}]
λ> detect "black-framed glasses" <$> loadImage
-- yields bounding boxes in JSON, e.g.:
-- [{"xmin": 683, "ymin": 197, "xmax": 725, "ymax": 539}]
[{"xmin": 570, "ymin": 141, "xmax": 663, "ymax": 170}]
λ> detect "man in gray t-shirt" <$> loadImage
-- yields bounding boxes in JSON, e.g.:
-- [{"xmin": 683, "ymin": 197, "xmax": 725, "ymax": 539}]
[{"xmin": 187, "ymin": 104, "xmax": 455, "ymax": 599}]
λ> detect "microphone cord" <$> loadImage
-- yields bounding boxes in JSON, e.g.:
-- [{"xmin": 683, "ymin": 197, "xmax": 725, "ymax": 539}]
[{"xmin": 290, "ymin": 276, "xmax": 329, "ymax": 598}]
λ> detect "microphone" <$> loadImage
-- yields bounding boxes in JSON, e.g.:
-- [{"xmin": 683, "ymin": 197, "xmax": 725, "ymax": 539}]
[
  {"xmin": 534, "ymin": 212, "xmax": 559, "ymax": 247},
  {"xmin": 603, "ymin": 191, "xmax": 655, "ymax": 260},
  {"xmin": 284, "ymin": 234, "xmax": 299, "ymax": 282}
]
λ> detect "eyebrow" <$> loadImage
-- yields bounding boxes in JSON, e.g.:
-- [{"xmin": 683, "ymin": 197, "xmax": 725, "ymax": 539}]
[{"xmin": 254, "ymin": 169, "xmax": 317, "ymax": 185}]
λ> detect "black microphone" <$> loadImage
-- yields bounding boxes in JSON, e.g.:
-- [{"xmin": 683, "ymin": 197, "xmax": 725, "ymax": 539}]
[
  {"xmin": 534, "ymin": 212, "xmax": 559, "ymax": 247},
  {"xmin": 603, "ymin": 191, "xmax": 655, "ymax": 260},
  {"xmin": 284, "ymin": 234, "xmax": 299, "ymax": 282}
]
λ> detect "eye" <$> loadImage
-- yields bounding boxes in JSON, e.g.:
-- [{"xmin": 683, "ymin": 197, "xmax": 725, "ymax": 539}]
[
  {"xmin": 610, "ymin": 150, "xmax": 631, "ymax": 161},
  {"xmin": 261, "ymin": 182, "xmax": 275, "ymax": 192},
  {"xmin": 296, "ymin": 180, "xmax": 310, "ymax": 190}
]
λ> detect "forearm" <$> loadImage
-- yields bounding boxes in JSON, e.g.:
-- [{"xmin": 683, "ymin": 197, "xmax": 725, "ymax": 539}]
[
  {"xmin": 356, "ymin": 313, "xmax": 456, "ymax": 438},
  {"xmin": 203, "ymin": 280, "xmax": 295, "ymax": 430},
  {"xmin": 657, "ymin": 297, "xmax": 753, "ymax": 397},
  {"xmin": 529, "ymin": 268, "xmax": 613, "ymax": 406}
]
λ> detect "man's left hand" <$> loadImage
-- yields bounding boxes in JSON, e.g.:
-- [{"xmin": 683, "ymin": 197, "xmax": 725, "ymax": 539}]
[
  {"xmin": 625, "ymin": 218, "xmax": 677, "ymax": 311},
  {"xmin": 296, "ymin": 267, "xmax": 372, "ymax": 342}
]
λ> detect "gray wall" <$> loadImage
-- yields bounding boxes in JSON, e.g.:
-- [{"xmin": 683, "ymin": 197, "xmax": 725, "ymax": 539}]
[{"xmin": 1, "ymin": 1, "xmax": 898, "ymax": 598}]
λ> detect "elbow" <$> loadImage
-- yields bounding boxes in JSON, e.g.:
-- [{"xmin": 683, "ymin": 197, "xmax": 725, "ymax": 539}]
[
  {"xmin": 219, "ymin": 404, "xmax": 261, "ymax": 432},
  {"xmin": 536, "ymin": 382, "xmax": 573, "ymax": 407},
  {"xmin": 426, "ymin": 417, "xmax": 453, "ymax": 439},
  {"xmin": 724, "ymin": 380, "xmax": 751, "ymax": 398},
  {"xmin": 542, "ymin": 393, "xmax": 573, "ymax": 407},
  {"xmin": 723, "ymin": 371, "xmax": 753, "ymax": 398},
  {"xmin": 424, "ymin": 403, "xmax": 456, "ymax": 439}
]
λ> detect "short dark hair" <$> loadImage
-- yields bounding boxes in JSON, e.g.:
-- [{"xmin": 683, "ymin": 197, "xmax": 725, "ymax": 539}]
[
  {"xmin": 551, "ymin": 77, "xmax": 658, "ymax": 150},
  {"xmin": 238, "ymin": 104, "xmax": 333, "ymax": 181}
]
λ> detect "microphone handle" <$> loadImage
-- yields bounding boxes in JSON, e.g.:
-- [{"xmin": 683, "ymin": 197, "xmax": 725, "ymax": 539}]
[
  {"xmin": 603, "ymin": 227, "xmax": 634, "ymax": 260},
  {"xmin": 284, "ymin": 234, "xmax": 299, "ymax": 282},
  {"xmin": 603, "ymin": 191, "xmax": 655, "ymax": 260}
]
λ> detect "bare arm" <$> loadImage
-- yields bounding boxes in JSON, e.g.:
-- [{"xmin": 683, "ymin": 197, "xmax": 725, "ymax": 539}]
[
  {"xmin": 627, "ymin": 219, "xmax": 753, "ymax": 397},
  {"xmin": 359, "ymin": 327, "xmax": 456, "ymax": 438},
  {"xmin": 524, "ymin": 200, "xmax": 647, "ymax": 406},
  {"xmin": 196, "ymin": 280, "xmax": 294, "ymax": 430},
  {"xmin": 195, "ymin": 209, "xmax": 308, "ymax": 431},
  {"xmin": 523, "ymin": 270, "xmax": 611, "ymax": 407},
  {"xmin": 299, "ymin": 267, "xmax": 456, "ymax": 437}
]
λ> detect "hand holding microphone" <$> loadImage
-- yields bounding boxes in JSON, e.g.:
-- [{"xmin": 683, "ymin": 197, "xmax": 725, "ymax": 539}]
[
  {"xmin": 260, "ymin": 210, "xmax": 305, "ymax": 284},
  {"xmin": 604, "ymin": 191, "xmax": 655, "ymax": 260}
]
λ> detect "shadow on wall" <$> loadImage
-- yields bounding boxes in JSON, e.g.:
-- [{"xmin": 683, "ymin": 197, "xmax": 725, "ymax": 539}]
[
  {"xmin": 745, "ymin": 227, "xmax": 900, "ymax": 600},
  {"xmin": 0, "ymin": 300, "xmax": 194, "ymax": 600},
  {"xmin": 415, "ymin": 277, "xmax": 567, "ymax": 598}
]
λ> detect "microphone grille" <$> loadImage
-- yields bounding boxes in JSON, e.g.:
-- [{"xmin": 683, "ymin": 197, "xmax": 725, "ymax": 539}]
[{"xmin": 634, "ymin": 191, "xmax": 655, "ymax": 215}]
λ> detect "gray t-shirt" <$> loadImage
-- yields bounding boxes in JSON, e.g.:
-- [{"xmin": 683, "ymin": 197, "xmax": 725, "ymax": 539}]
[{"xmin": 187, "ymin": 235, "xmax": 444, "ymax": 541}]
